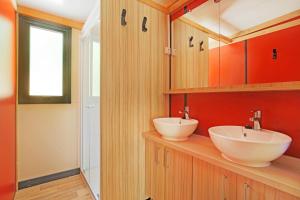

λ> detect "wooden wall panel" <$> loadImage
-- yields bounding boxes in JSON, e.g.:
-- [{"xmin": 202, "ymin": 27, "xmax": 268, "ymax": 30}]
[
  {"xmin": 100, "ymin": 0, "xmax": 169, "ymax": 199},
  {"xmin": 171, "ymin": 18, "xmax": 209, "ymax": 89}
]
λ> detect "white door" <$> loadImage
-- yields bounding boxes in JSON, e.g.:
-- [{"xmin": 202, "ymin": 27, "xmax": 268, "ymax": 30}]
[{"xmin": 81, "ymin": 23, "xmax": 100, "ymax": 200}]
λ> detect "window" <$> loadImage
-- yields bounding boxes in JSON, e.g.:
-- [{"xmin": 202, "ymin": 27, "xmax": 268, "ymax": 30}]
[{"xmin": 18, "ymin": 16, "xmax": 71, "ymax": 104}]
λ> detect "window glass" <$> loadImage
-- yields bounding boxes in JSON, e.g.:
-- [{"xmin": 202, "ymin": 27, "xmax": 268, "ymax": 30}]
[{"xmin": 29, "ymin": 26, "xmax": 63, "ymax": 96}]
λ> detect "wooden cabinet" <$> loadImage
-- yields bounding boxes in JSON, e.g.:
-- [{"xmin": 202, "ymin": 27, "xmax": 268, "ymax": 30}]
[
  {"xmin": 237, "ymin": 176, "xmax": 265, "ymax": 200},
  {"xmin": 165, "ymin": 148, "xmax": 193, "ymax": 200},
  {"xmin": 215, "ymin": 166, "xmax": 237, "ymax": 200},
  {"xmin": 146, "ymin": 140, "xmax": 193, "ymax": 200},
  {"xmin": 193, "ymin": 158, "xmax": 237, "ymax": 200},
  {"xmin": 192, "ymin": 158, "xmax": 215, "ymax": 200},
  {"xmin": 145, "ymin": 140, "xmax": 300, "ymax": 200},
  {"xmin": 235, "ymin": 175, "xmax": 300, "ymax": 200},
  {"xmin": 265, "ymin": 186, "xmax": 300, "ymax": 200},
  {"xmin": 150, "ymin": 142, "xmax": 165, "ymax": 200}
]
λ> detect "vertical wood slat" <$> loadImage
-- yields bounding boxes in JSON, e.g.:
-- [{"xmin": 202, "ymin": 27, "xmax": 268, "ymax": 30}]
[{"xmin": 100, "ymin": 0, "xmax": 169, "ymax": 199}]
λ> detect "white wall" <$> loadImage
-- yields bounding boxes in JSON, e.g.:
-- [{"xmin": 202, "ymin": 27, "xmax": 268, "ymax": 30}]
[{"xmin": 17, "ymin": 29, "xmax": 81, "ymax": 181}]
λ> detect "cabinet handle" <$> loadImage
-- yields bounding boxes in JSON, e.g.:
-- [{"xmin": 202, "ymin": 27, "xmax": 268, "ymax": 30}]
[
  {"xmin": 222, "ymin": 175, "xmax": 228, "ymax": 200},
  {"xmin": 244, "ymin": 183, "xmax": 249, "ymax": 200}
]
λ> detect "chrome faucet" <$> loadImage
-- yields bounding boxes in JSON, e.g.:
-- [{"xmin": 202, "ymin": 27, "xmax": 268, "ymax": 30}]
[
  {"xmin": 179, "ymin": 106, "xmax": 190, "ymax": 120},
  {"xmin": 249, "ymin": 110, "xmax": 262, "ymax": 130}
]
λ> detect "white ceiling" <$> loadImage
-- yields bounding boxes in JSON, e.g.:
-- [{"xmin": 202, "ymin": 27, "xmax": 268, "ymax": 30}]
[
  {"xmin": 185, "ymin": 0, "xmax": 300, "ymax": 37},
  {"xmin": 17, "ymin": 0, "xmax": 97, "ymax": 22}
]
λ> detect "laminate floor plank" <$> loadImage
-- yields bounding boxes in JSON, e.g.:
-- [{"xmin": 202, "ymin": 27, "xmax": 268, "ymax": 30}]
[{"xmin": 14, "ymin": 175, "xmax": 94, "ymax": 200}]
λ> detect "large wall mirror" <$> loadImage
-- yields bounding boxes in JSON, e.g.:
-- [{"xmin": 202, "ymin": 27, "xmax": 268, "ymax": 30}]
[
  {"xmin": 171, "ymin": 0, "xmax": 221, "ymax": 89},
  {"xmin": 170, "ymin": 0, "xmax": 300, "ymax": 90}
]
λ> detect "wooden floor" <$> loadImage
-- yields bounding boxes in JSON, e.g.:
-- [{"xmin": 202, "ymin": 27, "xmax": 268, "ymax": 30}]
[{"xmin": 14, "ymin": 175, "xmax": 94, "ymax": 200}]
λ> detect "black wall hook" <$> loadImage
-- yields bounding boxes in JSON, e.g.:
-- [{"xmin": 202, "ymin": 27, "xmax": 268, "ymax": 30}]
[
  {"xmin": 121, "ymin": 9, "xmax": 127, "ymax": 26},
  {"xmin": 184, "ymin": 5, "xmax": 189, "ymax": 14},
  {"xmin": 200, "ymin": 41, "xmax": 204, "ymax": 51},
  {"xmin": 273, "ymin": 48, "xmax": 277, "ymax": 60},
  {"xmin": 142, "ymin": 17, "xmax": 148, "ymax": 32},
  {"xmin": 189, "ymin": 36, "xmax": 194, "ymax": 47}
]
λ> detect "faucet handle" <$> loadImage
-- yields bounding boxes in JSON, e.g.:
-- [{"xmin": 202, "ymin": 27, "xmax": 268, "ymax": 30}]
[
  {"xmin": 251, "ymin": 110, "xmax": 261, "ymax": 118},
  {"xmin": 179, "ymin": 106, "xmax": 189, "ymax": 114},
  {"xmin": 184, "ymin": 106, "xmax": 189, "ymax": 112}
]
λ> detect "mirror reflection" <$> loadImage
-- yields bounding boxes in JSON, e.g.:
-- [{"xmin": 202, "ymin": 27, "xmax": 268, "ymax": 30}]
[
  {"xmin": 171, "ymin": 0, "xmax": 221, "ymax": 89},
  {"xmin": 220, "ymin": 0, "xmax": 300, "ymax": 86},
  {"xmin": 171, "ymin": 0, "xmax": 300, "ymax": 90}
]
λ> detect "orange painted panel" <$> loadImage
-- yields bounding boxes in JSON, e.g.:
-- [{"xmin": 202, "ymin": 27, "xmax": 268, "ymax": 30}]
[
  {"xmin": 209, "ymin": 47, "xmax": 220, "ymax": 87},
  {"xmin": 220, "ymin": 42, "xmax": 245, "ymax": 86},
  {"xmin": 0, "ymin": 1, "xmax": 16, "ymax": 200},
  {"xmin": 248, "ymin": 25, "xmax": 300, "ymax": 83},
  {"xmin": 171, "ymin": 92, "xmax": 300, "ymax": 159}
]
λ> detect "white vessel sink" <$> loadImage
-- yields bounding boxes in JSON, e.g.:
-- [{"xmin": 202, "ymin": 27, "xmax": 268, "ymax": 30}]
[
  {"xmin": 209, "ymin": 126, "xmax": 292, "ymax": 167},
  {"xmin": 153, "ymin": 118, "xmax": 198, "ymax": 141}
]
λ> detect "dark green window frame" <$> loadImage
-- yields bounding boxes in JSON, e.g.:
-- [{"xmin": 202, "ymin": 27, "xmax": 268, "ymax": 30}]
[{"xmin": 18, "ymin": 15, "xmax": 71, "ymax": 104}]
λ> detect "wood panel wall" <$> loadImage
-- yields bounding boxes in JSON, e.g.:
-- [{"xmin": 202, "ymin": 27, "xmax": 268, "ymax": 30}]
[
  {"xmin": 171, "ymin": 18, "xmax": 209, "ymax": 89},
  {"xmin": 101, "ymin": 0, "xmax": 169, "ymax": 199}
]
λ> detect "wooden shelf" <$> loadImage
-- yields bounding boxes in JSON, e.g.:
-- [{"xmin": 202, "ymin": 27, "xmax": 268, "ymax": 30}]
[{"xmin": 165, "ymin": 81, "xmax": 300, "ymax": 94}]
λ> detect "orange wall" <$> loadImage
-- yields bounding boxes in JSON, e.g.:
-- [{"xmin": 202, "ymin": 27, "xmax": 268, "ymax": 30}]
[
  {"xmin": 171, "ymin": 92, "xmax": 300, "ymax": 159},
  {"xmin": 220, "ymin": 41, "xmax": 245, "ymax": 86},
  {"xmin": 0, "ymin": 1, "xmax": 16, "ymax": 200},
  {"xmin": 209, "ymin": 41, "xmax": 245, "ymax": 87},
  {"xmin": 209, "ymin": 24, "xmax": 300, "ymax": 85},
  {"xmin": 248, "ymin": 24, "xmax": 300, "ymax": 83},
  {"xmin": 208, "ymin": 47, "xmax": 220, "ymax": 87}
]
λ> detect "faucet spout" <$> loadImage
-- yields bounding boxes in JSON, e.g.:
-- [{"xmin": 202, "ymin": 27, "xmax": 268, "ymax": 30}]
[{"xmin": 179, "ymin": 106, "xmax": 190, "ymax": 120}]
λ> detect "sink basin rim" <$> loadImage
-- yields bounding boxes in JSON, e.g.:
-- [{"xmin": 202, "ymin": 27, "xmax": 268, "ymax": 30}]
[
  {"xmin": 209, "ymin": 125, "xmax": 292, "ymax": 167},
  {"xmin": 153, "ymin": 117, "xmax": 198, "ymax": 126},
  {"xmin": 208, "ymin": 125, "xmax": 292, "ymax": 145},
  {"xmin": 153, "ymin": 117, "xmax": 198, "ymax": 141}
]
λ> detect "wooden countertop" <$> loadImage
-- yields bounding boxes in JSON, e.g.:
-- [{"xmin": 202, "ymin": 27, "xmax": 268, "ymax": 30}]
[{"xmin": 144, "ymin": 131, "xmax": 300, "ymax": 197}]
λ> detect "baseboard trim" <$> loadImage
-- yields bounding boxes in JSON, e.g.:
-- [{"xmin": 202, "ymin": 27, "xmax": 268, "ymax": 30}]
[{"xmin": 18, "ymin": 168, "xmax": 80, "ymax": 190}]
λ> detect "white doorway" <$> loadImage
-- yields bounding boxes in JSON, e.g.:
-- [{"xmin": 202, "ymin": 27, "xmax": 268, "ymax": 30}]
[{"xmin": 80, "ymin": 7, "xmax": 100, "ymax": 200}]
